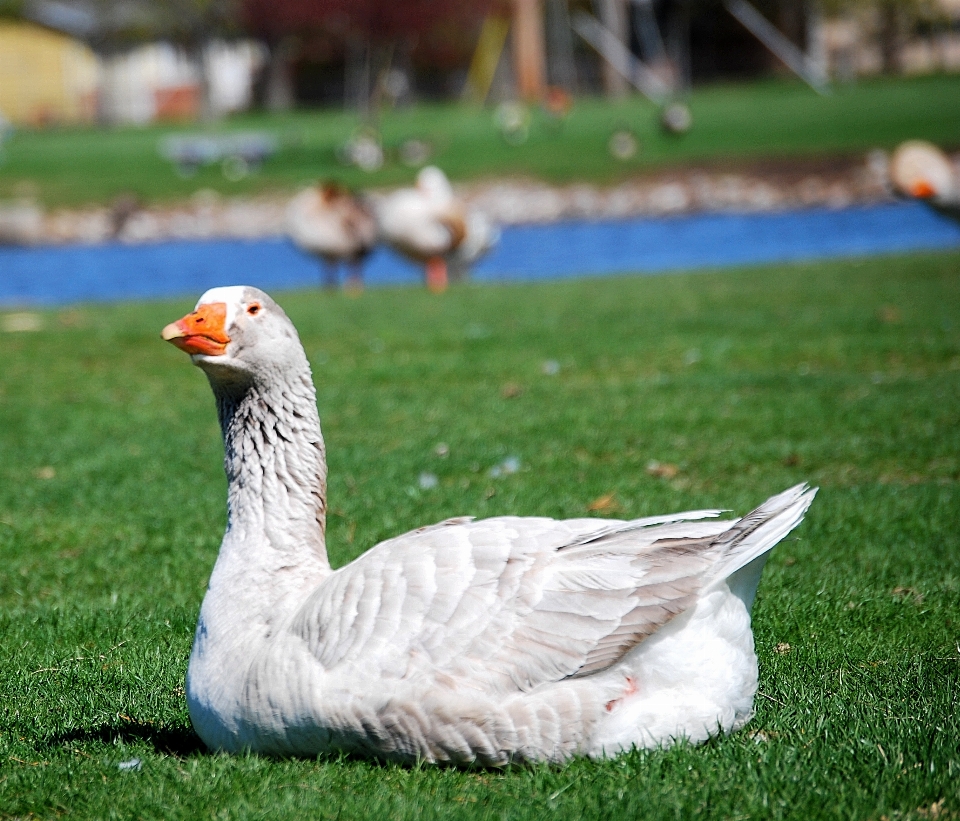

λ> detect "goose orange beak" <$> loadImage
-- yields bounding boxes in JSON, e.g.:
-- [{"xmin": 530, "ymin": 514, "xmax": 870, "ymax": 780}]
[
  {"xmin": 162, "ymin": 302, "xmax": 231, "ymax": 356},
  {"xmin": 910, "ymin": 179, "xmax": 936, "ymax": 199}
]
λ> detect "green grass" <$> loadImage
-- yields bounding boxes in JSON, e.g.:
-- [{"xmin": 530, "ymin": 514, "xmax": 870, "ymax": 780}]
[
  {"xmin": 2, "ymin": 73, "xmax": 960, "ymax": 207},
  {"xmin": 1, "ymin": 251, "xmax": 959, "ymax": 819}
]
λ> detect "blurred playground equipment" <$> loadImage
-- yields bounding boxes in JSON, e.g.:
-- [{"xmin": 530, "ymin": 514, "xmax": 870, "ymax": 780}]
[
  {"xmin": 287, "ymin": 182, "xmax": 378, "ymax": 291},
  {"xmin": 158, "ymin": 133, "xmax": 279, "ymax": 179}
]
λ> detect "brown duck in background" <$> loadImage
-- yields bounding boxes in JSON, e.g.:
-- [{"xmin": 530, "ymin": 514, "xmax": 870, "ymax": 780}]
[{"xmin": 287, "ymin": 183, "xmax": 378, "ymax": 293}]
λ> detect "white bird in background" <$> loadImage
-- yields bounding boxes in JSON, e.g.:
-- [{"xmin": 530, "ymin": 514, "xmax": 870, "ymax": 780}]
[
  {"xmin": 162, "ymin": 286, "xmax": 816, "ymax": 765},
  {"xmin": 287, "ymin": 183, "xmax": 378, "ymax": 292},
  {"xmin": 889, "ymin": 140, "xmax": 960, "ymax": 225},
  {"xmin": 375, "ymin": 166, "xmax": 499, "ymax": 292}
]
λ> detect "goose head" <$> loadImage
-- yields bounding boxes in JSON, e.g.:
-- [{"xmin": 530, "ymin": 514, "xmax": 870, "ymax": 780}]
[
  {"xmin": 416, "ymin": 165, "xmax": 454, "ymax": 203},
  {"xmin": 161, "ymin": 285, "xmax": 308, "ymax": 391}
]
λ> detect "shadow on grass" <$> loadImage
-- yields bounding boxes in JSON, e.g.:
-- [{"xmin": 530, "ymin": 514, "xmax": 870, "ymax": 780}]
[
  {"xmin": 42, "ymin": 724, "xmax": 517, "ymax": 768},
  {"xmin": 47, "ymin": 722, "xmax": 206, "ymax": 757},
  {"xmin": 44, "ymin": 725, "xmax": 577, "ymax": 769}
]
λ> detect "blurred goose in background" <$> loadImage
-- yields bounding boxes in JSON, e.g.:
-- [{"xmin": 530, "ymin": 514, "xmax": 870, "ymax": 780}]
[
  {"xmin": 375, "ymin": 166, "xmax": 498, "ymax": 292},
  {"xmin": 288, "ymin": 183, "xmax": 378, "ymax": 292},
  {"xmin": 889, "ymin": 140, "xmax": 960, "ymax": 225},
  {"xmin": 162, "ymin": 285, "xmax": 817, "ymax": 764}
]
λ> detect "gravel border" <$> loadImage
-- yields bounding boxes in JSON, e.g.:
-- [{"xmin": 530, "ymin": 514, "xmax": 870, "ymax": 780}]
[{"xmin": 4, "ymin": 149, "xmax": 954, "ymax": 247}]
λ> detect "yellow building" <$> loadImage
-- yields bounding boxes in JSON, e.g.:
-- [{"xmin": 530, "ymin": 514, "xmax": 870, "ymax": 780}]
[{"xmin": 0, "ymin": 21, "xmax": 98, "ymax": 126}]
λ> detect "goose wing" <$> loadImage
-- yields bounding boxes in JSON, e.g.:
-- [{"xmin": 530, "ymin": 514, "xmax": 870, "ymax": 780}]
[{"xmin": 288, "ymin": 509, "xmax": 733, "ymax": 693}]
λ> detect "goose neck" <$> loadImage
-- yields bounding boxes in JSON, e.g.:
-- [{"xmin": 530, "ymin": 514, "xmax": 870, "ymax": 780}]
[{"xmin": 214, "ymin": 370, "xmax": 330, "ymax": 574}]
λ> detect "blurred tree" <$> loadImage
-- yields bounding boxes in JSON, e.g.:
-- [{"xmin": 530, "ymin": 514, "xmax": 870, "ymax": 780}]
[
  {"xmin": 0, "ymin": 0, "xmax": 25, "ymax": 19},
  {"xmin": 242, "ymin": 0, "xmax": 491, "ymax": 110},
  {"xmin": 30, "ymin": 0, "xmax": 243, "ymax": 118},
  {"xmin": 150, "ymin": 0, "xmax": 243, "ymax": 118},
  {"xmin": 817, "ymin": 0, "xmax": 945, "ymax": 74},
  {"xmin": 83, "ymin": 0, "xmax": 241, "ymax": 47}
]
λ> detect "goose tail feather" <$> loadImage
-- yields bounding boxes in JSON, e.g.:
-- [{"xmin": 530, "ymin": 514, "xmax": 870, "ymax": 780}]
[{"xmin": 710, "ymin": 483, "xmax": 818, "ymax": 608}]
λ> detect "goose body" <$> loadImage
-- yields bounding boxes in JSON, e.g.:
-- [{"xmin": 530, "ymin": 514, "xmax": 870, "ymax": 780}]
[
  {"xmin": 288, "ymin": 184, "xmax": 378, "ymax": 289},
  {"xmin": 162, "ymin": 286, "xmax": 815, "ymax": 764},
  {"xmin": 376, "ymin": 166, "xmax": 498, "ymax": 290}
]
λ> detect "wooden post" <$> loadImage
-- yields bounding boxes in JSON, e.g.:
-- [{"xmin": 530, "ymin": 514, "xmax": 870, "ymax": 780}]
[
  {"xmin": 598, "ymin": 0, "xmax": 628, "ymax": 97},
  {"xmin": 512, "ymin": 0, "xmax": 546, "ymax": 101}
]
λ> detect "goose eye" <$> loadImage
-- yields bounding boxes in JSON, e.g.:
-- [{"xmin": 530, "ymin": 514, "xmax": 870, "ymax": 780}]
[{"xmin": 247, "ymin": 303, "xmax": 261, "ymax": 316}]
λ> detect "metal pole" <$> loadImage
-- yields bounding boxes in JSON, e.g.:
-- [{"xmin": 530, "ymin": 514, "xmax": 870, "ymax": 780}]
[
  {"xmin": 572, "ymin": 11, "xmax": 670, "ymax": 103},
  {"xmin": 724, "ymin": 0, "xmax": 830, "ymax": 94}
]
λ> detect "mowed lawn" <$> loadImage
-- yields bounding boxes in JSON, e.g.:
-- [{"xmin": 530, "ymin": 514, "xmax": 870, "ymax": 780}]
[
  {"xmin": 0, "ymin": 251, "xmax": 958, "ymax": 819},
  {"xmin": 2, "ymin": 73, "xmax": 960, "ymax": 207}
]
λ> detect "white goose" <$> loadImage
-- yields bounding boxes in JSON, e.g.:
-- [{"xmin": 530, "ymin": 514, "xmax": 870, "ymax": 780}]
[
  {"xmin": 162, "ymin": 286, "xmax": 816, "ymax": 765},
  {"xmin": 375, "ymin": 166, "xmax": 498, "ymax": 292},
  {"xmin": 287, "ymin": 183, "xmax": 378, "ymax": 292},
  {"xmin": 889, "ymin": 140, "xmax": 960, "ymax": 225}
]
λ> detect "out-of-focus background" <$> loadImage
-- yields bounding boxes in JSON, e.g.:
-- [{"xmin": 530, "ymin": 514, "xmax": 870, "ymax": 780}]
[
  {"xmin": 2, "ymin": 4, "xmax": 959, "ymax": 817},
  {"xmin": 1, "ymin": 0, "xmax": 959, "ymax": 257}
]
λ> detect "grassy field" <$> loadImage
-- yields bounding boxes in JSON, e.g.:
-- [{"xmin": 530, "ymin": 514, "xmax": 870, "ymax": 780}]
[
  {"xmin": 1, "ymin": 251, "xmax": 959, "ymax": 819},
  {"xmin": 2, "ymin": 73, "xmax": 960, "ymax": 207}
]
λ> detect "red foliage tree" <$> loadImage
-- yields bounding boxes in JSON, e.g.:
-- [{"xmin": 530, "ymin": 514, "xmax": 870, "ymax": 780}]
[
  {"xmin": 243, "ymin": 0, "xmax": 491, "ymax": 51},
  {"xmin": 243, "ymin": 0, "xmax": 493, "ymax": 106}
]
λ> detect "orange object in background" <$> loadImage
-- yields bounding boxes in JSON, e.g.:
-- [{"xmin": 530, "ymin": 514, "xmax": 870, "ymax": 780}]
[
  {"xmin": 155, "ymin": 85, "xmax": 201, "ymax": 122},
  {"xmin": 511, "ymin": 0, "xmax": 546, "ymax": 101},
  {"xmin": 425, "ymin": 258, "xmax": 449, "ymax": 293},
  {"xmin": 544, "ymin": 86, "xmax": 573, "ymax": 118}
]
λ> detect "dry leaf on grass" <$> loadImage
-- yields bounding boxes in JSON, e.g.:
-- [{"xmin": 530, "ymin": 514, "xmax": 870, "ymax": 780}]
[
  {"xmin": 917, "ymin": 799, "xmax": 947, "ymax": 819},
  {"xmin": 891, "ymin": 586, "xmax": 924, "ymax": 604},
  {"xmin": 646, "ymin": 460, "xmax": 679, "ymax": 479},
  {"xmin": 587, "ymin": 493, "xmax": 620, "ymax": 513},
  {"xmin": 877, "ymin": 305, "xmax": 901, "ymax": 324}
]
